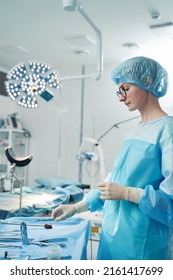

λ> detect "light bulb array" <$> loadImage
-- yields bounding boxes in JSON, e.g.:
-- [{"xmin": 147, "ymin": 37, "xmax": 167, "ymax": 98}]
[{"xmin": 5, "ymin": 61, "xmax": 62, "ymax": 108}]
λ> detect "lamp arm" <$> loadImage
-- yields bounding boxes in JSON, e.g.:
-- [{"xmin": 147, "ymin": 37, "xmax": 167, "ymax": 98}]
[
  {"xmin": 97, "ymin": 124, "xmax": 119, "ymax": 143},
  {"xmin": 96, "ymin": 116, "xmax": 140, "ymax": 143},
  {"xmin": 60, "ymin": 1, "xmax": 103, "ymax": 81},
  {"xmin": 78, "ymin": 5, "xmax": 103, "ymax": 80}
]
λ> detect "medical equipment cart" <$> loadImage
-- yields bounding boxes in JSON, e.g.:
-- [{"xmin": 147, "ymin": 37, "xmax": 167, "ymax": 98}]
[{"xmin": 75, "ymin": 211, "xmax": 102, "ymax": 259}]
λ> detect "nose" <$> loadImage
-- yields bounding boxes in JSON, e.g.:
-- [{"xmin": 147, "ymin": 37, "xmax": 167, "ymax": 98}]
[{"xmin": 119, "ymin": 95, "xmax": 126, "ymax": 102}]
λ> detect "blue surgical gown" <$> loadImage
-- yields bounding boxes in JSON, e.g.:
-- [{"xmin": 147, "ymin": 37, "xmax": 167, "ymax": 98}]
[{"xmin": 85, "ymin": 116, "xmax": 173, "ymax": 260}]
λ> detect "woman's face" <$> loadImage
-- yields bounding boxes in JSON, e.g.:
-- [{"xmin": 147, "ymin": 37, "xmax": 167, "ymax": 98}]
[{"xmin": 117, "ymin": 83, "xmax": 148, "ymax": 111}]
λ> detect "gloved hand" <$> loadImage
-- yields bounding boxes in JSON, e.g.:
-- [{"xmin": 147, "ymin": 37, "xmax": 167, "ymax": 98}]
[
  {"xmin": 97, "ymin": 182, "xmax": 143, "ymax": 204},
  {"xmin": 52, "ymin": 204, "xmax": 77, "ymax": 221},
  {"xmin": 52, "ymin": 200, "xmax": 88, "ymax": 221}
]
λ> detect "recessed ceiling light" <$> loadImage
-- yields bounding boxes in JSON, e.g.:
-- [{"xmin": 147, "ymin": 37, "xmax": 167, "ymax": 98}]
[
  {"xmin": 1, "ymin": 45, "xmax": 30, "ymax": 54},
  {"xmin": 74, "ymin": 49, "xmax": 90, "ymax": 56},
  {"xmin": 123, "ymin": 42, "xmax": 140, "ymax": 49},
  {"xmin": 67, "ymin": 35, "xmax": 95, "ymax": 46}
]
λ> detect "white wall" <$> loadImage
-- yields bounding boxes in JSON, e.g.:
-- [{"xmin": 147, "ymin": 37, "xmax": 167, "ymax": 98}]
[{"xmin": 0, "ymin": 63, "xmax": 140, "ymax": 187}]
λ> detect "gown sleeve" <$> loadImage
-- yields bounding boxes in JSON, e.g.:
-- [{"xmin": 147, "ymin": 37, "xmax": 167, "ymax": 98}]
[
  {"xmin": 84, "ymin": 173, "xmax": 113, "ymax": 212},
  {"xmin": 85, "ymin": 188, "xmax": 105, "ymax": 212},
  {"xmin": 139, "ymin": 132, "xmax": 173, "ymax": 226}
]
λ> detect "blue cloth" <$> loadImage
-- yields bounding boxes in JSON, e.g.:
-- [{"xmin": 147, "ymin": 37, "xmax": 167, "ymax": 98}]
[
  {"xmin": 35, "ymin": 175, "xmax": 80, "ymax": 188},
  {"xmin": 85, "ymin": 116, "xmax": 173, "ymax": 260},
  {"xmin": 0, "ymin": 217, "xmax": 90, "ymax": 260},
  {"xmin": 111, "ymin": 56, "xmax": 168, "ymax": 98},
  {"xmin": 0, "ymin": 183, "xmax": 84, "ymax": 219}
]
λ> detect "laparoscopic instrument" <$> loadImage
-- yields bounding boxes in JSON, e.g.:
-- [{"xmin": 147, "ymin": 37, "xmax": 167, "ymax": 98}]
[{"xmin": 0, "ymin": 220, "xmax": 53, "ymax": 229}]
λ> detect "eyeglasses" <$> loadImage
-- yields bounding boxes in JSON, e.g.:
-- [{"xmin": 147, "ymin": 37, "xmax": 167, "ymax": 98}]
[{"xmin": 116, "ymin": 84, "xmax": 127, "ymax": 99}]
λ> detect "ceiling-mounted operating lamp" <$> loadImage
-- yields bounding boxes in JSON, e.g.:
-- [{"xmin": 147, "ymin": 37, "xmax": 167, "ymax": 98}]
[
  {"xmin": 4, "ymin": 0, "xmax": 103, "ymax": 108},
  {"xmin": 5, "ymin": 61, "xmax": 62, "ymax": 108},
  {"xmin": 61, "ymin": 0, "xmax": 103, "ymax": 81}
]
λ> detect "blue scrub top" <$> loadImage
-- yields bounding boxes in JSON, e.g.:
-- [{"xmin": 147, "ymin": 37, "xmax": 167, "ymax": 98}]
[{"xmin": 85, "ymin": 116, "xmax": 173, "ymax": 260}]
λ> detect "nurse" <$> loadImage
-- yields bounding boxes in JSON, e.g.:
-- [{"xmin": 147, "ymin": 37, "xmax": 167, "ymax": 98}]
[{"xmin": 52, "ymin": 56, "xmax": 173, "ymax": 260}]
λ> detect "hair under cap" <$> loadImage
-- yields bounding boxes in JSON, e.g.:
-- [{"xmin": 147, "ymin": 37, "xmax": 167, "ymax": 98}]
[{"xmin": 111, "ymin": 56, "xmax": 168, "ymax": 98}]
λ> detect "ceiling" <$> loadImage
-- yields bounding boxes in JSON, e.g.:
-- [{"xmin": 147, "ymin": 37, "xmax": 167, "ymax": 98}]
[{"xmin": 1, "ymin": 0, "xmax": 173, "ymax": 76}]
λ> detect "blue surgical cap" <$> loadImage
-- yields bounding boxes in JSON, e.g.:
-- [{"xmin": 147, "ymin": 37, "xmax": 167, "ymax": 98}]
[{"xmin": 111, "ymin": 56, "xmax": 168, "ymax": 98}]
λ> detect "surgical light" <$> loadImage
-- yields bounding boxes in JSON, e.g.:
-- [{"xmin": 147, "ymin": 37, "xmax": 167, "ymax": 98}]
[
  {"xmin": 5, "ymin": 0, "xmax": 103, "ymax": 108},
  {"xmin": 5, "ymin": 61, "xmax": 62, "ymax": 108}
]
